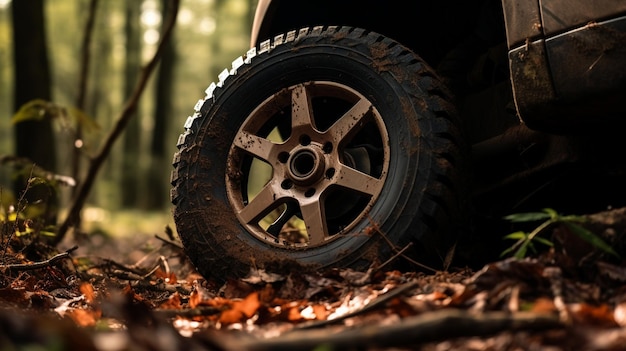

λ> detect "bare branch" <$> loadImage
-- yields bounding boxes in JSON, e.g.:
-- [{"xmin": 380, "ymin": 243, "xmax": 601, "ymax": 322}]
[
  {"xmin": 55, "ymin": 0, "xmax": 181, "ymax": 243},
  {"xmin": 222, "ymin": 309, "xmax": 561, "ymax": 351},
  {"xmin": 0, "ymin": 246, "xmax": 77, "ymax": 272},
  {"xmin": 71, "ymin": 0, "xmax": 99, "ymax": 185}
]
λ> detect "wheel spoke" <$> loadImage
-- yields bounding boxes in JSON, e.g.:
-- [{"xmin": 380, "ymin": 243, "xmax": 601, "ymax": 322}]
[
  {"xmin": 334, "ymin": 164, "xmax": 383, "ymax": 196},
  {"xmin": 233, "ymin": 130, "xmax": 277, "ymax": 162},
  {"xmin": 238, "ymin": 182, "xmax": 278, "ymax": 224},
  {"xmin": 326, "ymin": 98, "xmax": 372, "ymax": 140},
  {"xmin": 291, "ymin": 84, "xmax": 316, "ymax": 132},
  {"xmin": 266, "ymin": 201, "xmax": 299, "ymax": 236},
  {"xmin": 300, "ymin": 200, "xmax": 328, "ymax": 245}
]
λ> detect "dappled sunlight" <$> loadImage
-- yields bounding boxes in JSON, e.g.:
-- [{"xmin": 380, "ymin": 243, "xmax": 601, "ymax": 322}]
[{"xmin": 80, "ymin": 207, "xmax": 174, "ymax": 238}]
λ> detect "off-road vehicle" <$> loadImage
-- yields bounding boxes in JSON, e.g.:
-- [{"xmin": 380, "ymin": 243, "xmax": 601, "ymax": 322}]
[{"xmin": 170, "ymin": 0, "xmax": 626, "ymax": 280}]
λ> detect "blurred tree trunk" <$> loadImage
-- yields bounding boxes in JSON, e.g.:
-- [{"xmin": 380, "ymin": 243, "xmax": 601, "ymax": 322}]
[
  {"xmin": 70, "ymin": 0, "xmax": 98, "ymax": 194},
  {"xmin": 11, "ymin": 0, "xmax": 56, "ymax": 171},
  {"xmin": 121, "ymin": 1, "xmax": 142, "ymax": 208},
  {"xmin": 90, "ymin": 1, "xmax": 118, "ymax": 208},
  {"xmin": 11, "ymin": 0, "xmax": 58, "ymax": 224},
  {"xmin": 146, "ymin": 0, "xmax": 177, "ymax": 210}
]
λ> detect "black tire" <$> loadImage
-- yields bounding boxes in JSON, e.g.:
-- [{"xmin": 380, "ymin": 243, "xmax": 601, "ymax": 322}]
[{"xmin": 171, "ymin": 26, "xmax": 467, "ymax": 281}]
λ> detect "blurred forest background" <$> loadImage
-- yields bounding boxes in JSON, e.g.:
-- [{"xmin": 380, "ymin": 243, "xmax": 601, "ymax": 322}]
[{"xmin": 0, "ymin": 0, "xmax": 255, "ymax": 236}]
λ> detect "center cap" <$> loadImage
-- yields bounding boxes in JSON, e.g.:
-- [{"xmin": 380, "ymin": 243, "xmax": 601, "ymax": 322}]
[{"xmin": 287, "ymin": 146, "xmax": 326, "ymax": 185}]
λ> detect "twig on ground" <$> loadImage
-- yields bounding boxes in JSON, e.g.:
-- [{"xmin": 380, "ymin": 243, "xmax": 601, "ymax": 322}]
[
  {"xmin": 376, "ymin": 242, "xmax": 413, "ymax": 272},
  {"xmin": 544, "ymin": 266, "xmax": 570, "ymax": 323},
  {"xmin": 366, "ymin": 214, "xmax": 437, "ymax": 273},
  {"xmin": 159, "ymin": 255, "xmax": 171, "ymax": 274},
  {"xmin": 100, "ymin": 258, "xmax": 147, "ymax": 276},
  {"xmin": 155, "ymin": 234, "xmax": 184, "ymax": 250},
  {"xmin": 294, "ymin": 279, "xmax": 421, "ymax": 330},
  {"xmin": 106, "ymin": 268, "xmax": 190, "ymax": 295},
  {"xmin": 0, "ymin": 246, "xmax": 78, "ymax": 272},
  {"xmin": 141, "ymin": 263, "xmax": 162, "ymax": 280},
  {"xmin": 153, "ymin": 306, "xmax": 222, "ymax": 319},
  {"xmin": 349, "ymin": 242, "xmax": 416, "ymax": 286},
  {"xmin": 107, "ymin": 269, "xmax": 145, "ymax": 281},
  {"xmin": 130, "ymin": 279, "xmax": 190, "ymax": 295},
  {"xmin": 105, "ymin": 264, "xmax": 160, "ymax": 282}
]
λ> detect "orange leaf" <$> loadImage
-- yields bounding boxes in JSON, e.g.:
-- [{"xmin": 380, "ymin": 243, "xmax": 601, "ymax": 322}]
[
  {"xmin": 206, "ymin": 296, "xmax": 230, "ymax": 307},
  {"xmin": 219, "ymin": 292, "xmax": 260, "ymax": 325},
  {"xmin": 287, "ymin": 306, "xmax": 302, "ymax": 322},
  {"xmin": 80, "ymin": 283, "xmax": 95, "ymax": 304},
  {"xmin": 160, "ymin": 292, "xmax": 183, "ymax": 309},
  {"xmin": 530, "ymin": 297, "xmax": 556, "ymax": 314},
  {"xmin": 123, "ymin": 284, "xmax": 144, "ymax": 302},
  {"xmin": 312, "ymin": 304, "xmax": 328, "ymax": 320},
  {"xmin": 189, "ymin": 289, "xmax": 202, "ymax": 309},
  {"xmin": 238, "ymin": 292, "xmax": 260, "ymax": 318},
  {"xmin": 570, "ymin": 303, "xmax": 618, "ymax": 327},
  {"xmin": 68, "ymin": 308, "xmax": 101, "ymax": 327}
]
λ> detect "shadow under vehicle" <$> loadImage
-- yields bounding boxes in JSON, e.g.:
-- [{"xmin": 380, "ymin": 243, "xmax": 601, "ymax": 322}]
[{"xmin": 170, "ymin": 0, "xmax": 626, "ymax": 280}]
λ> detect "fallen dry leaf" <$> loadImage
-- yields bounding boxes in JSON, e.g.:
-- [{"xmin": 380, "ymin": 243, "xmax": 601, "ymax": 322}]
[
  {"xmin": 569, "ymin": 303, "xmax": 618, "ymax": 327},
  {"xmin": 80, "ymin": 282, "xmax": 96, "ymax": 304},
  {"xmin": 68, "ymin": 308, "xmax": 101, "ymax": 327},
  {"xmin": 219, "ymin": 291, "xmax": 260, "ymax": 324},
  {"xmin": 160, "ymin": 292, "xmax": 183, "ymax": 309}
]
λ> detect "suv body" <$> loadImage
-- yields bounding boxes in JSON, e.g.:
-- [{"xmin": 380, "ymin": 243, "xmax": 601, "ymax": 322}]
[{"xmin": 252, "ymin": 0, "xmax": 626, "ymax": 132}]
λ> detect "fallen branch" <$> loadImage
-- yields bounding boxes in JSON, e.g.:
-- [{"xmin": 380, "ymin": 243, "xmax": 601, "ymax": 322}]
[
  {"xmin": 218, "ymin": 309, "xmax": 561, "ymax": 351},
  {"xmin": 0, "ymin": 246, "xmax": 77, "ymax": 272},
  {"xmin": 98, "ymin": 258, "xmax": 148, "ymax": 276}
]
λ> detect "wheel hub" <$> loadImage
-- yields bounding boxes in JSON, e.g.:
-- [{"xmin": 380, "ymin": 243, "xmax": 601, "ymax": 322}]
[
  {"xmin": 226, "ymin": 81, "xmax": 390, "ymax": 249},
  {"xmin": 287, "ymin": 146, "xmax": 326, "ymax": 186}
]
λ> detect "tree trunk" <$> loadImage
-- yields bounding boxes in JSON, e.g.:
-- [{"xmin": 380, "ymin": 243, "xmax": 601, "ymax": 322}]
[
  {"xmin": 89, "ymin": 0, "xmax": 118, "ymax": 209},
  {"xmin": 11, "ymin": 0, "xmax": 56, "ymax": 171},
  {"xmin": 146, "ymin": 0, "xmax": 177, "ymax": 210},
  {"xmin": 11, "ymin": 0, "xmax": 58, "ymax": 225},
  {"xmin": 121, "ymin": 1, "xmax": 142, "ymax": 208}
]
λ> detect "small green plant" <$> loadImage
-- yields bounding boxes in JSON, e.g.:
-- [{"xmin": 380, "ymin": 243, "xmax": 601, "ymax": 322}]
[
  {"xmin": 501, "ymin": 208, "xmax": 620, "ymax": 259},
  {"xmin": 0, "ymin": 158, "xmax": 72, "ymax": 243}
]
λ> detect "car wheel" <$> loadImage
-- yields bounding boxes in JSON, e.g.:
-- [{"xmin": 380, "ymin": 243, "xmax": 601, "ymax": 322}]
[{"xmin": 171, "ymin": 26, "xmax": 467, "ymax": 280}]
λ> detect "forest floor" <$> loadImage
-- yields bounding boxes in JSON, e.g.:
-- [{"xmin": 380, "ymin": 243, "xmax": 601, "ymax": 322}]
[{"xmin": 2, "ymin": 206, "xmax": 626, "ymax": 351}]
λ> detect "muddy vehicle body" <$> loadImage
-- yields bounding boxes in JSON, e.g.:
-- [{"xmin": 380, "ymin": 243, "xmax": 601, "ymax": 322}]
[{"xmin": 171, "ymin": 0, "xmax": 626, "ymax": 280}]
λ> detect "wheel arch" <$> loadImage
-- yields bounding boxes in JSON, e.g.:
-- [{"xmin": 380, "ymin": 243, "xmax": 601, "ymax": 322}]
[{"xmin": 251, "ymin": 0, "xmax": 486, "ymax": 67}]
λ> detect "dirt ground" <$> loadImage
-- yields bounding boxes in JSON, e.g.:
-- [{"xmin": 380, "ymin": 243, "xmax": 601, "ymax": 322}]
[{"xmin": 2, "ymin": 207, "xmax": 626, "ymax": 351}]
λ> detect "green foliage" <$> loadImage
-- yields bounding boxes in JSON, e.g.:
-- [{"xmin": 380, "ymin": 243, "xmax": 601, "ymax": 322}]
[
  {"xmin": 12, "ymin": 99, "xmax": 99, "ymax": 133},
  {"xmin": 1, "ymin": 160, "xmax": 66, "ymax": 241},
  {"xmin": 501, "ymin": 208, "xmax": 620, "ymax": 259},
  {"xmin": 1, "ymin": 185, "xmax": 58, "ymax": 240}
]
